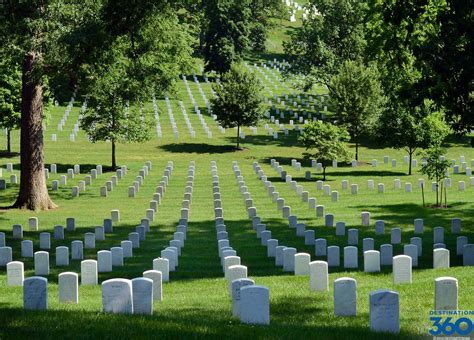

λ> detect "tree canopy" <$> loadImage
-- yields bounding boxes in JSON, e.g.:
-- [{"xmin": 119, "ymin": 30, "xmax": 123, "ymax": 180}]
[{"xmin": 211, "ymin": 63, "xmax": 266, "ymax": 149}]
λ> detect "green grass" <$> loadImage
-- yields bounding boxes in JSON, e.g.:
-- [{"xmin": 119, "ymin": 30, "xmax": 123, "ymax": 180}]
[{"xmin": 1, "ymin": 16, "xmax": 474, "ymax": 338}]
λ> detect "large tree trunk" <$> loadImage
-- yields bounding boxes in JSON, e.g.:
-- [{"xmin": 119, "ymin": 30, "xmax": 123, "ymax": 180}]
[{"xmin": 13, "ymin": 52, "xmax": 57, "ymax": 210}]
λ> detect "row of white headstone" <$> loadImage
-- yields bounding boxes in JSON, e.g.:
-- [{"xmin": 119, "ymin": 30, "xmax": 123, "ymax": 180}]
[
  {"xmin": 212, "ymin": 161, "xmax": 270, "ymax": 325},
  {"xmin": 98, "ymin": 165, "xmax": 127, "ymax": 198}
]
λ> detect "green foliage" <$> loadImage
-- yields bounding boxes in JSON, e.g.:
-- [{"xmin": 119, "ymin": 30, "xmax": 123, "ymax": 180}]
[
  {"xmin": 0, "ymin": 58, "xmax": 21, "ymax": 132},
  {"xmin": 80, "ymin": 50, "xmax": 153, "ymax": 147},
  {"xmin": 211, "ymin": 63, "xmax": 265, "ymax": 148},
  {"xmin": 203, "ymin": 0, "xmax": 252, "ymax": 73},
  {"xmin": 299, "ymin": 120, "xmax": 350, "ymax": 180},
  {"xmin": 248, "ymin": 0, "xmax": 286, "ymax": 52},
  {"xmin": 379, "ymin": 101, "xmax": 451, "ymax": 174},
  {"xmin": 366, "ymin": 0, "xmax": 473, "ymax": 134},
  {"xmin": 285, "ymin": 0, "xmax": 367, "ymax": 85},
  {"xmin": 329, "ymin": 60, "xmax": 385, "ymax": 160}
]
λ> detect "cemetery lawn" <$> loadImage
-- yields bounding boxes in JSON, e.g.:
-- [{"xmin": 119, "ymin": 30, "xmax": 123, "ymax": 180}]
[{"xmin": 1, "ymin": 24, "xmax": 474, "ymax": 336}]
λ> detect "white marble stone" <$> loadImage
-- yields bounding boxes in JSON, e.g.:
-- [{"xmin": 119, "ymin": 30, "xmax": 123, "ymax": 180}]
[
  {"xmin": 240, "ymin": 286, "xmax": 270, "ymax": 325},
  {"xmin": 231, "ymin": 278, "xmax": 255, "ymax": 317},
  {"xmin": 327, "ymin": 246, "xmax": 340, "ymax": 267},
  {"xmin": 132, "ymin": 277, "xmax": 153, "ymax": 315},
  {"xmin": 102, "ymin": 278, "xmax": 133, "ymax": 314},
  {"xmin": 59, "ymin": 272, "xmax": 78, "ymax": 303},
  {"xmin": 34, "ymin": 251, "xmax": 49, "ymax": 276},
  {"xmin": 56, "ymin": 246, "xmax": 69, "ymax": 266},
  {"xmin": 7, "ymin": 261, "xmax": 24, "ymax": 286},
  {"xmin": 370, "ymin": 290, "xmax": 400, "ymax": 334},
  {"xmin": 143, "ymin": 270, "xmax": 162, "ymax": 301},
  {"xmin": 393, "ymin": 255, "xmax": 412, "ymax": 284},
  {"xmin": 294, "ymin": 253, "xmax": 310, "ymax": 275},
  {"xmin": 433, "ymin": 248, "xmax": 450, "ymax": 269},
  {"xmin": 364, "ymin": 250, "xmax": 380, "ymax": 273},
  {"xmin": 81, "ymin": 260, "xmax": 98, "ymax": 285},
  {"xmin": 434, "ymin": 277, "xmax": 457, "ymax": 310},
  {"xmin": 309, "ymin": 261, "xmax": 328, "ymax": 291},
  {"xmin": 153, "ymin": 257, "xmax": 169, "ymax": 282},
  {"xmin": 23, "ymin": 276, "xmax": 48, "ymax": 310},
  {"xmin": 344, "ymin": 246, "xmax": 358, "ymax": 269},
  {"xmin": 334, "ymin": 277, "xmax": 357, "ymax": 316}
]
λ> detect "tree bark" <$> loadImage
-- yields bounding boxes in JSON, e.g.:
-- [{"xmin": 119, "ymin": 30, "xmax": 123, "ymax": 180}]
[
  {"xmin": 7, "ymin": 129, "xmax": 11, "ymax": 154},
  {"xmin": 323, "ymin": 166, "xmax": 326, "ymax": 181},
  {"xmin": 355, "ymin": 141, "xmax": 359, "ymax": 161},
  {"xmin": 408, "ymin": 150, "xmax": 413, "ymax": 175},
  {"xmin": 112, "ymin": 139, "xmax": 117, "ymax": 170},
  {"xmin": 13, "ymin": 52, "xmax": 57, "ymax": 210}
]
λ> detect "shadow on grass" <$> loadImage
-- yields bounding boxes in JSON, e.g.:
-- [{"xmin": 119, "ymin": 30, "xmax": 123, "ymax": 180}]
[
  {"xmin": 0, "ymin": 305, "xmax": 413, "ymax": 339},
  {"xmin": 159, "ymin": 143, "xmax": 238, "ymax": 154},
  {"xmin": 0, "ymin": 151, "xmax": 20, "ymax": 158}
]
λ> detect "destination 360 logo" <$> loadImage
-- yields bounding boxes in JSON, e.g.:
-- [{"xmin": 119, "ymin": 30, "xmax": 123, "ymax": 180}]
[{"xmin": 429, "ymin": 310, "xmax": 474, "ymax": 338}]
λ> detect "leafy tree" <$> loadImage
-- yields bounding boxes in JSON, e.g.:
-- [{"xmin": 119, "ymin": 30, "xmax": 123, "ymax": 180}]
[
  {"xmin": 379, "ymin": 102, "xmax": 451, "ymax": 175},
  {"xmin": 0, "ymin": 58, "xmax": 21, "ymax": 153},
  {"xmin": 300, "ymin": 120, "xmax": 350, "ymax": 180},
  {"xmin": 420, "ymin": 146, "xmax": 450, "ymax": 207},
  {"xmin": 80, "ymin": 54, "xmax": 152, "ymax": 169},
  {"xmin": 366, "ymin": 0, "xmax": 473, "ymax": 134},
  {"xmin": 203, "ymin": 0, "xmax": 252, "ymax": 73},
  {"xmin": 284, "ymin": 0, "xmax": 367, "ymax": 86},
  {"xmin": 80, "ymin": 5, "xmax": 195, "ymax": 168},
  {"xmin": 211, "ymin": 63, "xmax": 265, "ymax": 149},
  {"xmin": 329, "ymin": 60, "xmax": 385, "ymax": 161},
  {"xmin": 0, "ymin": 0, "xmax": 194, "ymax": 210},
  {"xmin": 0, "ymin": 1, "xmax": 92, "ymax": 210},
  {"xmin": 248, "ymin": 0, "xmax": 286, "ymax": 52}
]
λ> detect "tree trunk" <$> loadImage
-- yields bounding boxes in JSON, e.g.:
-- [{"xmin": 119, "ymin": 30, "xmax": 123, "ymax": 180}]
[
  {"xmin": 323, "ymin": 166, "xmax": 326, "ymax": 181},
  {"xmin": 236, "ymin": 125, "xmax": 240, "ymax": 150},
  {"xmin": 13, "ymin": 52, "xmax": 57, "ymax": 210},
  {"xmin": 112, "ymin": 139, "xmax": 117, "ymax": 169},
  {"xmin": 7, "ymin": 129, "xmax": 11, "ymax": 154},
  {"xmin": 436, "ymin": 182, "xmax": 439, "ymax": 207},
  {"xmin": 408, "ymin": 150, "xmax": 413, "ymax": 175},
  {"xmin": 355, "ymin": 141, "xmax": 359, "ymax": 161}
]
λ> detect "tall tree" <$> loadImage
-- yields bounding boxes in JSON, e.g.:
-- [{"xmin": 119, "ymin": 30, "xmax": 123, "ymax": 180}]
[
  {"xmin": 202, "ymin": 0, "xmax": 252, "ymax": 73},
  {"xmin": 284, "ymin": 0, "xmax": 367, "ymax": 87},
  {"xmin": 329, "ymin": 60, "xmax": 385, "ymax": 161},
  {"xmin": 366, "ymin": 0, "xmax": 473, "ymax": 134},
  {"xmin": 0, "ymin": 1, "xmax": 80, "ymax": 210},
  {"xmin": 80, "ymin": 3, "xmax": 194, "ymax": 169},
  {"xmin": 300, "ymin": 120, "xmax": 350, "ymax": 181},
  {"xmin": 0, "ymin": 58, "xmax": 21, "ymax": 153},
  {"xmin": 0, "ymin": 0, "xmax": 193, "ymax": 210},
  {"xmin": 211, "ymin": 63, "xmax": 265, "ymax": 149}
]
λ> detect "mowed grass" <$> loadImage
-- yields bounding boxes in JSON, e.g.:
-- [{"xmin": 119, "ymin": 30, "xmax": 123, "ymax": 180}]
[{"xmin": 1, "ymin": 23, "xmax": 474, "ymax": 339}]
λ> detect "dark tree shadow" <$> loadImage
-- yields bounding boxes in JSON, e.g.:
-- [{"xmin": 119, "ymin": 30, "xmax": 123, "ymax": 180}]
[{"xmin": 159, "ymin": 143, "xmax": 238, "ymax": 154}]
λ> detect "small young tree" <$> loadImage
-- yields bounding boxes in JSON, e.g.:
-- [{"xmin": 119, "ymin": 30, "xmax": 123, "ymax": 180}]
[
  {"xmin": 420, "ymin": 146, "xmax": 450, "ymax": 207},
  {"xmin": 299, "ymin": 120, "xmax": 350, "ymax": 180},
  {"xmin": 329, "ymin": 60, "xmax": 385, "ymax": 161},
  {"xmin": 0, "ymin": 59, "xmax": 21, "ymax": 153},
  {"xmin": 211, "ymin": 63, "xmax": 265, "ymax": 149}
]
